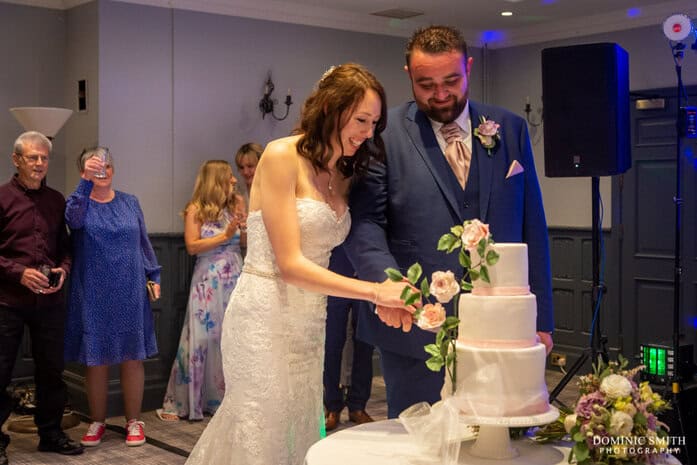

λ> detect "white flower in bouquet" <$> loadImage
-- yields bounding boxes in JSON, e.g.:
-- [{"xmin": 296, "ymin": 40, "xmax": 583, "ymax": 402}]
[
  {"xmin": 600, "ymin": 374, "xmax": 633, "ymax": 399},
  {"xmin": 608, "ymin": 411, "xmax": 634, "ymax": 437},
  {"xmin": 563, "ymin": 413, "xmax": 578, "ymax": 433},
  {"xmin": 429, "ymin": 271, "xmax": 459, "ymax": 303}
]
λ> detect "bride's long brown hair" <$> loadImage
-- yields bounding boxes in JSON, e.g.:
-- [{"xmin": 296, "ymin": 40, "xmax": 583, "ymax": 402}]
[{"xmin": 294, "ymin": 63, "xmax": 387, "ymax": 178}]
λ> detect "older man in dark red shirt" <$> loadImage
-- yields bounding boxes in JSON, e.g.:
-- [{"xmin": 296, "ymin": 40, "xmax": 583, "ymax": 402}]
[{"xmin": 0, "ymin": 131, "xmax": 82, "ymax": 463}]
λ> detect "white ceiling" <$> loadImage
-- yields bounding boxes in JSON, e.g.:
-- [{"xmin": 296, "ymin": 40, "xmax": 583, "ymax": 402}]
[{"xmin": 4, "ymin": 0, "xmax": 697, "ymax": 48}]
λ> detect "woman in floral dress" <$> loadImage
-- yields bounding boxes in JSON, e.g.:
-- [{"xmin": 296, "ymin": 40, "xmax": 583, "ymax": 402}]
[{"xmin": 158, "ymin": 160, "xmax": 246, "ymax": 421}]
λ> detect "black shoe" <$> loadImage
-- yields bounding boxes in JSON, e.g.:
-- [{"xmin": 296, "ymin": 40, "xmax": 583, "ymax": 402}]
[
  {"xmin": 0, "ymin": 433, "xmax": 9, "ymax": 465},
  {"xmin": 37, "ymin": 433, "xmax": 84, "ymax": 455}
]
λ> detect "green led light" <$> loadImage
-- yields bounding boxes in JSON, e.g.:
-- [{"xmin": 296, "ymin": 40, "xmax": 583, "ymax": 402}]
[
  {"xmin": 649, "ymin": 347, "xmax": 657, "ymax": 375},
  {"xmin": 657, "ymin": 348, "xmax": 666, "ymax": 376}
]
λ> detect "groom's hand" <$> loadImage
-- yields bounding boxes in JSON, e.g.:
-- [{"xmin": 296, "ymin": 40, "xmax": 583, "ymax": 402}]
[
  {"xmin": 537, "ymin": 331, "xmax": 554, "ymax": 355},
  {"xmin": 376, "ymin": 306, "xmax": 413, "ymax": 332}
]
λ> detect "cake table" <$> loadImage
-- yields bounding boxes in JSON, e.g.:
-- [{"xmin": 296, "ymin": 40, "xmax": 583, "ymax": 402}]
[{"xmin": 304, "ymin": 418, "xmax": 682, "ymax": 465}]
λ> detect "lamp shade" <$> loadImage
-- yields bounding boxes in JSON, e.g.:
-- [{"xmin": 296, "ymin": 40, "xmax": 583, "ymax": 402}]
[{"xmin": 9, "ymin": 107, "xmax": 73, "ymax": 138}]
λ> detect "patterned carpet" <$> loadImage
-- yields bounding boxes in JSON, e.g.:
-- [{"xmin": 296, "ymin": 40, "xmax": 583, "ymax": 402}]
[{"xmin": 2, "ymin": 370, "xmax": 577, "ymax": 464}]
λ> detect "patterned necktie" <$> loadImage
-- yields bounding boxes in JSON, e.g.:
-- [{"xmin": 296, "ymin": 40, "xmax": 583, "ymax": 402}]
[{"xmin": 440, "ymin": 122, "xmax": 471, "ymax": 190}]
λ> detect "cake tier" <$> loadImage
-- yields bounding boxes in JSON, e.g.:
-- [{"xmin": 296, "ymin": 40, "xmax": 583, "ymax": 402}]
[
  {"xmin": 446, "ymin": 343, "xmax": 550, "ymax": 417},
  {"xmin": 471, "ymin": 243, "xmax": 529, "ymax": 295},
  {"xmin": 458, "ymin": 293, "xmax": 538, "ymax": 346}
]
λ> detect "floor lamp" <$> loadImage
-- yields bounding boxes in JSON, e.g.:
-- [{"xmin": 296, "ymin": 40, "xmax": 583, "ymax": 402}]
[{"xmin": 7, "ymin": 106, "xmax": 78, "ymax": 433}]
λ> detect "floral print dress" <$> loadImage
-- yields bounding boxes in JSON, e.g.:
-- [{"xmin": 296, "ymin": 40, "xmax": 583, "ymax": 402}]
[{"xmin": 162, "ymin": 210, "xmax": 243, "ymax": 419}]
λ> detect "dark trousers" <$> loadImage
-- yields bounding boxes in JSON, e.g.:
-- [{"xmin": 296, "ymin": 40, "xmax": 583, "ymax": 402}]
[
  {"xmin": 0, "ymin": 304, "xmax": 67, "ymax": 439},
  {"xmin": 379, "ymin": 348, "xmax": 444, "ymax": 419},
  {"xmin": 323, "ymin": 299, "xmax": 374, "ymax": 412}
]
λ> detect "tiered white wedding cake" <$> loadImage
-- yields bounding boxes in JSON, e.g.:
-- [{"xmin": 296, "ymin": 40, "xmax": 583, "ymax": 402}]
[{"xmin": 446, "ymin": 243, "xmax": 550, "ymax": 418}]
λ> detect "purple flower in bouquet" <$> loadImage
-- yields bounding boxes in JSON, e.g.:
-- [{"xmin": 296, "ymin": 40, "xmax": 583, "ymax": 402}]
[{"xmin": 575, "ymin": 390, "xmax": 606, "ymax": 418}]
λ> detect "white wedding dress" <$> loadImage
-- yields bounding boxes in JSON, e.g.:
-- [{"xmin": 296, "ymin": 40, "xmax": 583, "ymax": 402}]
[{"xmin": 185, "ymin": 198, "xmax": 350, "ymax": 465}]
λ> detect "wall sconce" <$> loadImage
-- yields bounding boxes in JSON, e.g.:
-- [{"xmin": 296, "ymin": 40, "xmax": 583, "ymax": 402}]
[
  {"xmin": 259, "ymin": 73, "xmax": 293, "ymax": 121},
  {"xmin": 524, "ymin": 96, "xmax": 543, "ymax": 127}
]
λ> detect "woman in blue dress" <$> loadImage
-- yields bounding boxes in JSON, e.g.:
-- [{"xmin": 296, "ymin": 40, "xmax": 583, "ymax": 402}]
[
  {"xmin": 158, "ymin": 160, "xmax": 245, "ymax": 421},
  {"xmin": 64, "ymin": 147, "xmax": 161, "ymax": 448}
]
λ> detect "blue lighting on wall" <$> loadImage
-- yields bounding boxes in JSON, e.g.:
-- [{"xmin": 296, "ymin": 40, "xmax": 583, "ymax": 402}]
[
  {"xmin": 541, "ymin": 0, "xmax": 557, "ymax": 4},
  {"xmin": 480, "ymin": 30, "xmax": 505, "ymax": 44},
  {"xmin": 685, "ymin": 146, "xmax": 697, "ymax": 170},
  {"xmin": 627, "ymin": 8, "xmax": 641, "ymax": 18},
  {"xmin": 689, "ymin": 316, "xmax": 697, "ymax": 329}
]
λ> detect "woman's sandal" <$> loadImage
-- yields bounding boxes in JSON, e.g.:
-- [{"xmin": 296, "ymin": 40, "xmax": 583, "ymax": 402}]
[{"xmin": 155, "ymin": 408, "xmax": 180, "ymax": 422}]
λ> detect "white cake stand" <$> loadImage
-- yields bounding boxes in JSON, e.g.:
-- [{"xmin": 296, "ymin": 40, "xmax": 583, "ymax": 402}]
[{"xmin": 458, "ymin": 406, "xmax": 559, "ymax": 461}]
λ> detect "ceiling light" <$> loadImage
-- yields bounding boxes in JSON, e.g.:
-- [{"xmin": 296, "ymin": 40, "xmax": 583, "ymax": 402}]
[
  {"xmin": 371, "ymin": 9, "xmax": 424, "ymax": 19},
  {"xmin": 501, "ymin": 11, "xmax": 513, "ymax": 17}
]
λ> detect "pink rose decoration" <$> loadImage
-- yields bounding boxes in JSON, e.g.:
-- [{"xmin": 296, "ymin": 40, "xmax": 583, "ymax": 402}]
[
  {"xmin": 477, "ymin": 119, "xmax": 500, "ymax": 136},
  {"xmin": 461, "ymin": 219, "xmax": 490, "ymax": 252},
  {"xmin": 473, "ymin": 116, "xmax": 500, "ymax": 154},
  {"xmin": 417, "ymin": 302, "xmax": 446, "ymax": 330},
  {"xmin": 429, "ymin": 270, "xmax": 459, "ymax": 303}
]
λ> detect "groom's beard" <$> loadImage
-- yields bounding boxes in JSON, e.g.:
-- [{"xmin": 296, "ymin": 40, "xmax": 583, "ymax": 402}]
[{"xmin": 417, "ymin": 92, "xmax": 468, "ymax": 124}]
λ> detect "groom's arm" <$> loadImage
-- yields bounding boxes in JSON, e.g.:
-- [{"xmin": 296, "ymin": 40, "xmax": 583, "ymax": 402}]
[
  {"xmin": 345, "ymin": 158, "xmax": 399, "ymax": 283},
  {"xmin": 517, "ymin": 119, "xmax": 554, "ymax": 335}
]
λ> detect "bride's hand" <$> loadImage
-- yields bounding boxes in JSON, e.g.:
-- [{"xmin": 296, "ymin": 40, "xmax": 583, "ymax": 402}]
[
  {"xmin": 371, "ymin": 279, "xmax": 419, "ymax": 332},
  {"xmin": 373, "ymin": 279, "xmax": 420, "ymax": 310}
]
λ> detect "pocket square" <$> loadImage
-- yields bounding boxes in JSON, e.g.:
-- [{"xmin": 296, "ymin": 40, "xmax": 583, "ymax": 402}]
[{"xmin": 506, "ymin": 160, "xmax": 524, "ymax": 179}]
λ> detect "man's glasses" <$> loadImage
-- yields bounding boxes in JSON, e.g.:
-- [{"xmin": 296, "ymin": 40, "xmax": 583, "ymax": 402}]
[{"xmin": 20, "ymin": 154, "xmax": 50, "ymax": 163}]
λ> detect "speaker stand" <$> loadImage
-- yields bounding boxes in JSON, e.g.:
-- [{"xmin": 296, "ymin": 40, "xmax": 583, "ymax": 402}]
[
  {"xmin": 549, "ymin": 177, "xmax": 609, "ymax": 407},
  {"xmin": 665, "ymin": 42, "xmax": 691, "ymax": 465}
]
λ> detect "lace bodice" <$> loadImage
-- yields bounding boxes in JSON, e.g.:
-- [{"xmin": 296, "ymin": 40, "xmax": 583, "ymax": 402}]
[{"xmin": 244, "ymin": 197, "xmax": 350, "ymax": 274}]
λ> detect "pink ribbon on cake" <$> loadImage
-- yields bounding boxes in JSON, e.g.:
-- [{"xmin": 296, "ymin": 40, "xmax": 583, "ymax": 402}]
[
  {"xmin": 472, "ymin": 286, "xmax": 529, "ymax": 296},
  {"xmin": 457, "ymin": 337, "xmax": 537, "ymax": 349}
]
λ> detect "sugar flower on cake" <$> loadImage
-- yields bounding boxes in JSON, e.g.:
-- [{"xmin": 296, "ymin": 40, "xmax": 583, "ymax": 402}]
[
  {"xmin": 460, "ymin": 219, "xmax": 490, "ymax": 252},
  {"xmin": 416, "ymin": 303, "xmax": 447, "ymax": 330},
  {"xmin": 429, "ymin": 271, "xmax": 459, "ymax": 304},
  {"xmin": 385, "ymin": 219, "xmax": 499, "ymax": 391},
  {"xmin": 535, "ymin": 355, "xmax": 671, "ymax": 465}
]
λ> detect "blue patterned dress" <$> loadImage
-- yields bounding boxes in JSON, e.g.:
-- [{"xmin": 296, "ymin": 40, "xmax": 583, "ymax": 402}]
[
  {"xmin": 64, "ymin": 179, "xmax": 160, "ymax": 366},
  {"xmin": 161, "ymin": 210, "xmax": 243, "ymax": 419}
]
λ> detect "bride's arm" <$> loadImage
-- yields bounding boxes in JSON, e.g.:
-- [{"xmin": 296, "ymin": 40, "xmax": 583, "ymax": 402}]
[{"xmin": 258, "ymin": 140, "xmax": 411, "ymax": 313}]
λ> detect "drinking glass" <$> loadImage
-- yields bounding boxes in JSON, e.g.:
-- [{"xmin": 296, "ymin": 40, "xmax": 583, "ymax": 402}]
[{"xmin": 94, "ymin": 149, "xmax": 107, "ymax": 179}]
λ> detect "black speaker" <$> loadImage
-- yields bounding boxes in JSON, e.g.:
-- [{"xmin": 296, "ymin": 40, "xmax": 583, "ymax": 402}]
[
  {"xmin": 542, "ymin": 43, "xmax": 630, "ymax": 177},
  {"xmin": 653, "ymin": 380, "xmax": 697, "ymax": 465}
]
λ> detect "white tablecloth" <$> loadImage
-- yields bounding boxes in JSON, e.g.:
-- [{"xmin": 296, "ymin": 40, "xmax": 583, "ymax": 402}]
[{"xmin": 304, "ymin": 419, "xmax": 682, "ymax": 465}]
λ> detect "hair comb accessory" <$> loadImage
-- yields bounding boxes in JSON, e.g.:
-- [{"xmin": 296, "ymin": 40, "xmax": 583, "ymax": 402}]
[{"xmin": 319, "ymin": 65, "xmax": 337, "ymax": 85}]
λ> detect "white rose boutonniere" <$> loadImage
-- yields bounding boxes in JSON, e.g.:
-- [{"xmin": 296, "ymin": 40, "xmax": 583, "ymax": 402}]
[{"xmin": 473, "ymin": 116, "xmax": 501, "ymax": 156}]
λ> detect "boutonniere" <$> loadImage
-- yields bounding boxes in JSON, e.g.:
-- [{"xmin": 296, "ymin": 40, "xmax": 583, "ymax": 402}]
[{"xmin": 473, "ymin": 116, "xmax": 501, "ymax": 156}]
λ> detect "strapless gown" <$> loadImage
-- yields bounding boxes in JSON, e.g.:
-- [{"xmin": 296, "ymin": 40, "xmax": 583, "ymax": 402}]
[{"xmin": 185, "ymin": 198, "xmax": 350, "ymax": 465}]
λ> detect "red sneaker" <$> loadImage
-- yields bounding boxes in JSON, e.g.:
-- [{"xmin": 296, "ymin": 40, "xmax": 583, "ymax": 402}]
[
  {"xmin": 81, "ymin": 422, "xmax": 106, "ymax": 446},
  {"xmin": 125, "ymin": 420, "xmax": 145, "ymax": 446}
]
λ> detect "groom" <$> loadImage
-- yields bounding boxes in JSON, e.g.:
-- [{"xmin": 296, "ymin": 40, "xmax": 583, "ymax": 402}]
[{"xmin": 345, "ymin": 25, "xmax": 554, "ymax": 418}]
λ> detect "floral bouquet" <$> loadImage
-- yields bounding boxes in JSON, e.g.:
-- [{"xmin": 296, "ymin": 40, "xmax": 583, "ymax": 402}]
[
  {"xmin": 385, "ymin": 219, "xmax": 499, "ymax": 393},
  {"xmin": 534, "ymin": 355, "xmax": 671, "ymax": 464}
]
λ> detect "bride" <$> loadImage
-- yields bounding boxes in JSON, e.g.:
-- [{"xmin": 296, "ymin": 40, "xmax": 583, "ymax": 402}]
[{"xmin": 185, "ymin": 63, "xmax": 415, "ymax": 465}]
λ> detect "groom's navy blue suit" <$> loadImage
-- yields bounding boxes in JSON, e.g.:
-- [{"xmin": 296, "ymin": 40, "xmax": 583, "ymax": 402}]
[{"xmin": 345, "ymin": 100, "xmax": 553, "ymax": 418}]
